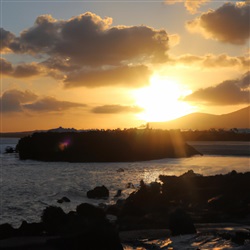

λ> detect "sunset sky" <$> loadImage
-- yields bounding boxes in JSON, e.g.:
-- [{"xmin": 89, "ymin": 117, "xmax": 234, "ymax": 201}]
[{"xmin": 1, "ymin": 0, "xmax": 249, "ymax": 132}]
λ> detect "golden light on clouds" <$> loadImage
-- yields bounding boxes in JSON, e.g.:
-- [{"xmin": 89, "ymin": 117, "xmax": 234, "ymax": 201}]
[{"xmin": 133, "ymin": 74, "xmax": 195, "ymax": 122}]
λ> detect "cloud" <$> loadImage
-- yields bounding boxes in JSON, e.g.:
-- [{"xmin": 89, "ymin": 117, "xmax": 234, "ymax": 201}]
[
  {"xmin": 171, "ymin": 53, "xmax": 250, "ymax": 69},
  {"xmin": 1, "ymin": 89, "xmax": 86, "ymax": 113},
  {"xmin": 0, "ymin": 28, "xmax": 16, "ymax": 53},
  {"xmin": 4, "ymin": 12, "xmax": 169, "ymax": 66},
  {"xmin": 0, "ymin": 89, "xmax": 38, "ymax": 113},
  {"xmin": 64, "ymin": 65, "xmax": 151, "ymax": 88},
  {"xmin": 186, "ymin": 3, "xmax": 250, "ymax": 44},
  {"xmin": 0, "ymin": 57, "xmax": 14, "ymax": 74},
  {"xmin": 2, "ymin": 12, "xmax": 171, "ymax": 88},
  {"xmin": 165, "ymin": 0, "xmax": 210, "ymax": 14},
  {"xmin": 12, "ymin": 63, "xmax": 45, "ymax": 78},
  {"xmin": 23, "ymin": 97, "xmax": 86, "ymax": 112},
  {"xmin": 184, "ymin": 72, "xmax": 250, "ymax": 105},
  {"xmin": 91, "ymin": 105, "xmax": 143, "ymax": 114},
  {"xmin": 0, "ymin": 58, "xmax": 50, "ymax": 78}
]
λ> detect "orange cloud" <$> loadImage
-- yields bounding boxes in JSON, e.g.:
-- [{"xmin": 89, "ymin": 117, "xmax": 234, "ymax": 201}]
[
  {"xmin": 170, "ymin": 53, "xmax": 250, "ymax": 69},
  {"xmin": 64, "ymin": 65, "xmax": 151, "ymax": 88},
  {"xmin": 165, "ymin": 0, "xmax": 210, "ymax": 14},
  {"xmin": 1, "ymin": 89, "xmax": 86, "ymax": 113},
  {"xmin": 91, "ymin": 105, "xmax": 143, "ymax": 114},
  {"xmin": 185, "ymin": 72, "xmax": 250, "ymax": 105},
  {"xmin": 186, "ymin": 3, "xmax": 250, "ymax": 44}
]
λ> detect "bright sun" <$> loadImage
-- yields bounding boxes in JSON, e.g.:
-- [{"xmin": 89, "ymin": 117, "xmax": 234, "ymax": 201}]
[{"xmin": 133, "ymin": 75, "xmax": 195, "ymax": 122}]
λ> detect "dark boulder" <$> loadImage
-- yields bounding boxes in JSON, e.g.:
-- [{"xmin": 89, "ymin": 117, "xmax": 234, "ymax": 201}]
[
  {"xmin": 0, "ymin": 223, "xmax": 16, "ymax": 239},
  {"xmin": 87, "ymin": 185, "xmax": 109, "ymax": 199},
  {"xmin": 76, "ymin": 203, "xmax": 106, "ymax": 220},
  {"xmin": 41, "ymin": 206, "xmax": 67, "ymax": 234},
  {"xmin": 117, "ymin": 168, "xmax": 124, "ymax": 172},
  {"xmin": 4, "ymin": 146, "xmax": 15, "ymax": 154},
  {"xmin": 57, "ymin": 196, "xmax": 71, "ymax": 203},
  {"xmin": 169, "ymin": 208, "xmax": 196, "ymax": 236}
]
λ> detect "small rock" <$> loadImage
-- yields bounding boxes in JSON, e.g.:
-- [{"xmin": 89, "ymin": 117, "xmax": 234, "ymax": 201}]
[
  {"xmin": 117, "ymin": 168, "xmax": 124, "ymax": 172},
  {"xmin": 57, "ymin": 196, "xmax": 71, "ymax": 203},
  {"xmin": 115, "ymin": 189, "xmax": 122, "ymax": 198},
  {"xmin": 87, "ymin": 185, "xmax": 109, "ymax": 199},
  {"xmin": 126, "ymin": 182, "xmax": 134, "ymax": 189}
]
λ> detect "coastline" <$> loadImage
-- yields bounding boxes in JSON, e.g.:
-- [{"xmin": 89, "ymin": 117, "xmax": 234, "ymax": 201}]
[{"xmin": 1, "ymin": 170, "xmax": 250, "ymax": 249}]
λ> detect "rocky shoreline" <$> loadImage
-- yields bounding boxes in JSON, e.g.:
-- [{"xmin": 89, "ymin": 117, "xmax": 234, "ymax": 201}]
[{"xmin": 1, "ymin": 170, "xmax": 250, "ymax": 249}]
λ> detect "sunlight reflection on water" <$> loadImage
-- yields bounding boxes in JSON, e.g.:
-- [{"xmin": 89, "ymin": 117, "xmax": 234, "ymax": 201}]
[{"xmin": 1, "ymin": 138, "xmax": 249, "ymax": 227}]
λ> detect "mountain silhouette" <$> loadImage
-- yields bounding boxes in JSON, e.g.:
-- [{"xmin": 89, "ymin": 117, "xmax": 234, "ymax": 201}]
[{"xmin": 150, "ymin": 106, "xmax": 250, "ymax": 130}]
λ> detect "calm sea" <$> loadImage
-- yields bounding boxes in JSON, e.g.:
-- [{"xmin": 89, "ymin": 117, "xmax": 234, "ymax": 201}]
[{"xmin": 0, "ymin": 138, "xmax": 249, "ymax": 227}]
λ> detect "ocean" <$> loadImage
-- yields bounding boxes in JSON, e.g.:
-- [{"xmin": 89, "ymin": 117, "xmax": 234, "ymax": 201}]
[{"xmin": 0, "ymin": 138, "xmax": 249, "ymax": 227}]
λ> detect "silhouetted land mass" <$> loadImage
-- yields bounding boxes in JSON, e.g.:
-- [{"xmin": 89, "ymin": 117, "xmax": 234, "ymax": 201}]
[
  {"xmin": 108, "ymin": 170, "xmax": 250, "ymax": 231},
  {"xmin": 16, "ymin": 129, "xmax": 200, "ymax": 162},
  {"xmin": 182, "ymin": 129, "xmax": 250, "ymax": 141}
]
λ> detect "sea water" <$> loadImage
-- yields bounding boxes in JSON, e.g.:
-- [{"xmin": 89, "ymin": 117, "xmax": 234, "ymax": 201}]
[{"xmin": 0, "ymin": 138, "xmax": 249, "ymax": 227}]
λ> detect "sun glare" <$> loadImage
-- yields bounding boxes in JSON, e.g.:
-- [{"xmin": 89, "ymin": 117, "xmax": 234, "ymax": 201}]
[{"xmin": 133, "ymin": 75, "xmax": 195, "ymax": 122}]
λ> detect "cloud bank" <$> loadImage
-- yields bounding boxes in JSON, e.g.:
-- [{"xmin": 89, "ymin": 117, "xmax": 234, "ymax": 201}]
[
  {"xmin": 186, "ymin": 3, "xmax": 250, "ymax": 44},
  {"xmin": 185, "ymin": 72, "xmax": 250, "ymax": 105},
  {"xmin": 64, "ymin": 65, "xmax": 151, "ymax": 88},
  {"xmin": 170, "ymin": 53, "xmax": 250, "ymax": 69},
  {"xmin": 91, "ymin": 105, "xmax": 143, "ymax": 114},
  {"xmin": 1, "ymin": 12, "xmax": 171, "ymax": 88},
  {"xmin": 1, "ymin": 89, "xmax": 86, "ymax": 113}
]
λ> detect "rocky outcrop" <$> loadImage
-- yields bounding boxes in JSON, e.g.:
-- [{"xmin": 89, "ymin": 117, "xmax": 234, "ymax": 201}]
[
  {"xmin": 0, "ymin": 171, "xmax": 250, "ymax": 249},
  {"xmin": 0, "ymin": 204, "xmax": 123, "ymax": 250},
  {"xmin": 87, "ymin": 185, "xmax": 109, "ymax": 199}
]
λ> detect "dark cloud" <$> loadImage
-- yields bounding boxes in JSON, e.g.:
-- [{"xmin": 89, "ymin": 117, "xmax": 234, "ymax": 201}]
[
  {"xmin": 91, "ymin": 104, "xmax": 143, "ymax": 114},
  {"xmin": 0, "ymin": 28, "xmax": 16, "ymax": 53},
  {"xmin": 13, "ymin": 63, "xmax": 44, "ymax": 78},
  {"xmin": 171, "ymin": 53, "xmax": 250, "ymax": 69},
  {"xmin": 5, "ymin": 12, "xmax": 169, "ymax": 66},
  {"xmin": 1, "ymin": 58, "xmax": 47, "ymax": 78},
  {"xmin": 2, "ymin": 12, "xmax": 170, "ymax": 88},
  {"xmin": 42, "ymin": 56, "xmax": 80, "ymax": 72},
  {"xmin": 23, "ymin": 97, "xmax": 86, "ymax": 112},
  {"xmin": 0, "ymin": 89, "xmax": 38, "ymax": 113},
  {"xmin": 238, "ymin": 71, "xmax": 250, "ymax": 88},
  {"xmin": 185, "ymin": 72, "xmax": 250, "ymax": 105},
  {"xmin": 64, "ymin": 65, "xmax": 151, "ymax": 88},
  {"xmin": 1, "ymin": 89, "xmax": 86, "ymax": 113},
  {"xmin": 187, "ymin": 3, "xmax": 250, "ymax": 44},
  {"xmin": 17, "ymin": 15, "xmax": 59, "ymax": 54},
  {"xmin": 0, "ymin": 57, "xmax": 14, "ymax": 74}
]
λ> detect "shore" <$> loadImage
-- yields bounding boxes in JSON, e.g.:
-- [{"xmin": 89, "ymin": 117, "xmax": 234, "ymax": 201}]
[
  {"xmin": 1, "ymin": 170, "xmax": 250, "ymax": 249},
  {"xmin": 1, "ymin": 224, "xmax": 250, "ymax": 249}
]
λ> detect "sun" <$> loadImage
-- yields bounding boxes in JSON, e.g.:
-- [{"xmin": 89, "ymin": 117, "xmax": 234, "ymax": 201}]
[{"xmin": 133, "ymin": 74, "xmax": 195, "ymax": 122}]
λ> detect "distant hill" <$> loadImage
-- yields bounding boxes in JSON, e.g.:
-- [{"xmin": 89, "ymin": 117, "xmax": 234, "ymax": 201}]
[
  {"xmin": 150, "ymin": 106, "xmax": 250, "ymax": 130},
  {"xmin": 0, "ymin": 127, "xmax": 79, "ymax": 138}
]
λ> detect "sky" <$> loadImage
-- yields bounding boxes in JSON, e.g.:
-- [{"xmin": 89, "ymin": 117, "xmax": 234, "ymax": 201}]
[{"xmin": 1, "ymin": 0, "xmax": 249, "ymax": 132}]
